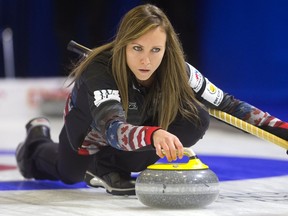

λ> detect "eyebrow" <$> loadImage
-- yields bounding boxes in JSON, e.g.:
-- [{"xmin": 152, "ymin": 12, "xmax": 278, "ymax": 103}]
[{"xmin": 130, "ymin": 42, "xmax": 164, "ymax": 47}]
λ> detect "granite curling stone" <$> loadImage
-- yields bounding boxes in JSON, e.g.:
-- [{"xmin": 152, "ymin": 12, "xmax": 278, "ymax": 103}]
[{"xmin": 135, "ymin": 148, "xmax": 219, "ymax": 208}]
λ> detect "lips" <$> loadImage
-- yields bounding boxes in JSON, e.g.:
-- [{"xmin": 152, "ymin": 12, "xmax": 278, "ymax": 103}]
[{"xmin": 139, "ymin": 69, "xmax": 150, "ymax": 73}]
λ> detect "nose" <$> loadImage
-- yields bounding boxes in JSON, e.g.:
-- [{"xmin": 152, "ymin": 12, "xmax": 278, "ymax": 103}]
[{"xmin": 141, "ymin": 56, "xmax": 151, "ymax": 66}]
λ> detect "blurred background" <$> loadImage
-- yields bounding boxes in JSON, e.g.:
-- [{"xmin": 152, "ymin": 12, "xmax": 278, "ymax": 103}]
[{"xmin": 0, "ymin": 0, "xmax": 287, "ymax": 121}]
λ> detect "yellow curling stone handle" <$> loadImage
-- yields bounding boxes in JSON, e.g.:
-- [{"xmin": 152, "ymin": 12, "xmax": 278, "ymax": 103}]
[{"xmin": 147, "ymin": 148, "xmax": 209, "ymax": 170}]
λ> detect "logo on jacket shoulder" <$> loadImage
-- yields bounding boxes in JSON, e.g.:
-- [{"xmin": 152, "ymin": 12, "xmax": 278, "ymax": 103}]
[{"xmin": 94, "ymin": 89, "xmax": 120, "ymax": 107}]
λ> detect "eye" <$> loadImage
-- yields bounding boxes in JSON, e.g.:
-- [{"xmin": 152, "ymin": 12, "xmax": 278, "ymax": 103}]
[
  {"xmin": 152, "ymin": 48, "xmax": 161, "ymax": 53},
  {"xmin": 133, "ymin": 46, "xmax": 142, "ymax": 51}
]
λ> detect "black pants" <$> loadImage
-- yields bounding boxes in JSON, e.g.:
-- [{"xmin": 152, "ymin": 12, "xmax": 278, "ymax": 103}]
[{"xmin": 31, "ymin": 105, "xmax": 210, "ymax": 184}]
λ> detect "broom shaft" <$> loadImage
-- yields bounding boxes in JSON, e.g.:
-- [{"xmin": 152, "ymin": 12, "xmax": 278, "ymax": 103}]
[{"xmin": 209, "ymin": 109, "xmax": 288, "ymax": 150}]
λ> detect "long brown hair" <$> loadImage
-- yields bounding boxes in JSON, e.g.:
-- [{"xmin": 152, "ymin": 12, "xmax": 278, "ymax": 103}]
[{"xmin": 70, "ymin": 4, "xmax": 203, "ymax": 129}]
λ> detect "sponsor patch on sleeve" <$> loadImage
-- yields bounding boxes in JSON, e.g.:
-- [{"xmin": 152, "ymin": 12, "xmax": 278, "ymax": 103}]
[
  {"xmin": 201, "ymin": 78, "xmax": 223, "ymax": 106},
  {"xmin": 187, "ymin": 63, "xmax": 204, "ymax": 93}
]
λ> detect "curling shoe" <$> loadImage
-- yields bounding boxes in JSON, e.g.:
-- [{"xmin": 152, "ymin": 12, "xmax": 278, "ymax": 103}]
[
  {"xmin": 16, "ymin": 117, "xmax": 51, "ymax": 179},
  {"xmin": 84, "ymin": 171, "xmax": 136, "ymax": 196}
]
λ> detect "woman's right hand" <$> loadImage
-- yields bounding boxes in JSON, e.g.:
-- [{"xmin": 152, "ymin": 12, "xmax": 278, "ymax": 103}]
[{"xmin": 152, "ymin": 129, "xmax": 184, "ymax": 162}]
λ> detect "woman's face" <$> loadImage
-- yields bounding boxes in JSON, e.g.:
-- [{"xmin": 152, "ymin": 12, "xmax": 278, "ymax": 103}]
[{"xmin": 126, "ymin": 26, "xmax": 166, "ymax": 87}]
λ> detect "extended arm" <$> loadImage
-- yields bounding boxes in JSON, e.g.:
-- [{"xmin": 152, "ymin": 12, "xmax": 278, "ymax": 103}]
[{"xmin": 186, "ymin": 63, "xmax": 288, "ymax": 141}]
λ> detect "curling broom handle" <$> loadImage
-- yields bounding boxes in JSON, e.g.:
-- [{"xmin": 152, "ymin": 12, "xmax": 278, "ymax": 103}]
[{"xmin": 209, "ymin": 109, "xmax": 288, "ymax": 150}]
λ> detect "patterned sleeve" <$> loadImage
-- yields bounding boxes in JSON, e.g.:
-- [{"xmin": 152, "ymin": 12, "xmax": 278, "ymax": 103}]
[
  {"xmin": 77, "ymin": 88, "xmax": 160, "ymax": 155},
  {"xmin": 186, "ymin": 62, "xmax": 288, "ymax": 141},
  {"xmin": 106, "ymin": 121, "xmax": 160, "ymax": 151}
]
